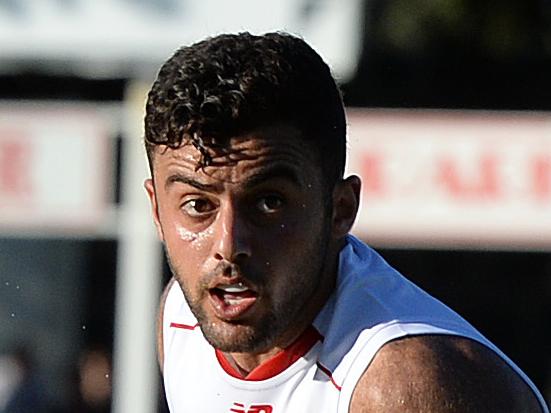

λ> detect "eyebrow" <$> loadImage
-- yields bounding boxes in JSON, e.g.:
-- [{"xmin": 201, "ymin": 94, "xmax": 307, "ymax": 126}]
[
  {"xmin": 243, "ymin": 164, "xmax": 303, "ymax": 189},
  {"xmin": 164, "ymin": 164, "xmax": 303, "ymax": 193},
  {"xmin": 165, "ymin": 173, "xmax": 222, "ymax": 193}
]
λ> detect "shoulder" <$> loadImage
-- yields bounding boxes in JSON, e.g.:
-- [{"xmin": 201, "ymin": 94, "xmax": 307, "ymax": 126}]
[
  {"xmin": 157, "ymin": 277, "xmax": 177, "ymax": 372},
  {"xmin": 349, "ymin": 334, "xmax": 543, "ymax": 413}
]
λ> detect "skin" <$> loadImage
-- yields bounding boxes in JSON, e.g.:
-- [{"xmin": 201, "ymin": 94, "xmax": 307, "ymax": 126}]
[
  {"xmin": 148, "ymin": 123, "xmax": 545, "ymax": 412},
  {"xmin": 350, "ymin": 335, "xmax": 544, "ymax": 412},
  {"xmin": 147, "ymin": 123, "xmax": 360, "ymax": 373}
]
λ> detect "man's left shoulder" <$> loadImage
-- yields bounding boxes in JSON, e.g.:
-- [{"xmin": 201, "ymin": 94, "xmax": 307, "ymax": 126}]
[{"xmin": 349, "ymin": 334, "xmax": 544, "ymax": 412}]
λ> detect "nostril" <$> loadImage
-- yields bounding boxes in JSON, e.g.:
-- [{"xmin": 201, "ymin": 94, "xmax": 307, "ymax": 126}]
[{"xmin": 214, "ymin": 252, "xmax": 224, "ymax": 260}]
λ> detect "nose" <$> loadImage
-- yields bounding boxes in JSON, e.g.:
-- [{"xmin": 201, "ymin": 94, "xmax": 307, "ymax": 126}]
[{"xmin": 213, "ymin": 202, "xmax": 252, "ymax": 263}]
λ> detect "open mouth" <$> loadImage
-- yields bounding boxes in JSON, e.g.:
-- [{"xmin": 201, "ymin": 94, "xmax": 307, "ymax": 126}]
[{"xmin": 208, "ymin": 282, "xmax": 258, "ymax": 320}]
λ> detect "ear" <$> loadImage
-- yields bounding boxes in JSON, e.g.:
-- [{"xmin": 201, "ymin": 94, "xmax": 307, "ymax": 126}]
[
  {"xmin": 144, "ymin": 178, "xmax": 165, "ymax": 242},
  {"xmin": 331, "ymin": 175, "xmax": 361, "ymax": 238}
]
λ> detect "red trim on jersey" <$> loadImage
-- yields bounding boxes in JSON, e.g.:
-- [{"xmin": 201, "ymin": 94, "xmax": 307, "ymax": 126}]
[
  {"xmin": 229, "ymin": 402, "xmax": 245, "ymax": 413},
  {"xmin": 170, "ymin": 322, "xmax": 199, "ymax": 330},
  {"xmin": 215, "ymin": 325, "xmax": 323, "ymax": 381},
  {"xmin": 316, "ymin": 362, "xmax": 342, "ymax": 391}
]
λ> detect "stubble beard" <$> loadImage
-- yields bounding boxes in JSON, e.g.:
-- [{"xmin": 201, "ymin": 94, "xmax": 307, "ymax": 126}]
[{"xmin": 164, "ymin": 221, "xmax": 333, "ymax": 354}]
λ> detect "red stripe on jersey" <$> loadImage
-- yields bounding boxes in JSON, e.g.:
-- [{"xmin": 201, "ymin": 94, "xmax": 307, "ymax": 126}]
[
  {"xmin": 170, "ymin": 322, "xmax": 199, "ymax": 330},
  {"xmin": 316, "ymin": 362, "xmax": 342, "ymax": 391},
  {"xmin": 216, "ymin": 325, "xmax": 323, "ymax": 381}
]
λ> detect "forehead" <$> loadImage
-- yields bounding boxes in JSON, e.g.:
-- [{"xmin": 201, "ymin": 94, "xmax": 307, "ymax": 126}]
[{"xmin": 151, "ymin": 124, "xmax": 320, "ymax": 185}]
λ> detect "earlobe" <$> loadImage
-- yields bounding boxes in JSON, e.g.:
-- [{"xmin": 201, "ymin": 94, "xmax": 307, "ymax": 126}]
[
  {"xmin": 144, "ymin": 179, "xmax": 165, "ymax": 242},
  {"xmin": 332, "ymin": 175, "xmax": 361, "ymax": 238}
]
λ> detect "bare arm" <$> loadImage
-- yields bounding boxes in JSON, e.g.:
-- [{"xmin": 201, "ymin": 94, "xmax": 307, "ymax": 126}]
[
  {"xmin": 350, "ymin": 335, "xmax": 544, "ymax": 413},
  {"xmin": 157, "ymin": 277, "xmax": 176, "ymax": 373}
]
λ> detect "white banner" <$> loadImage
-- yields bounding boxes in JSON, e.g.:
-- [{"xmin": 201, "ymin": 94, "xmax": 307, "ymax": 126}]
[
  {"xmin": 0, "ymin": 104, "xmax": 114, "ymax": 233},
  {"xmin": 0, "ymin": 0, "xmax": 362, "ymax": 81},
  {"xmin": 347, "ymin": 109, "xmax": 551, "ymax": 249}
]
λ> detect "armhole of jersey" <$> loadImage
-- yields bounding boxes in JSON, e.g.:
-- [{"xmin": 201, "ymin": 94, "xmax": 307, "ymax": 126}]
[
  {"xmin": 336, "ymin": 322, "xmax": 550, "ymax": 413},
  {"xmin": 336, "ymin": 322, "xmax": 410, "ymax": 412}
]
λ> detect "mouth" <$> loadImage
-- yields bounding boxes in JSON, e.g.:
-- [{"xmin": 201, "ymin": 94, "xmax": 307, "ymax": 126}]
[{"xmin": 208, "ymin": 282, "xmax": 259, "ymax": 320}]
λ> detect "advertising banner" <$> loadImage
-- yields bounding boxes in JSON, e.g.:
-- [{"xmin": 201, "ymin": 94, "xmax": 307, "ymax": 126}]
[
  {"xmin": 0, "ymin": 104, "xmax": 114, "ymax": 234},
  {"xmin": 347, "ymin": 110, "xmax": 551, "ymax": 249}
]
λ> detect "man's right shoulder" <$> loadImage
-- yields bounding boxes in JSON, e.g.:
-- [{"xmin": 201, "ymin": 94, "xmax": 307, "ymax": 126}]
[{"xmin": 157, "ymin": 277, "xmax": 177, "ymax": 371}]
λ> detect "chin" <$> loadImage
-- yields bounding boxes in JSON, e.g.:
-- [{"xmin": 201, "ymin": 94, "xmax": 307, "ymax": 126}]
[{"xmin": 200, "ymin": 318, "xmax": 277, "ymax": 353}]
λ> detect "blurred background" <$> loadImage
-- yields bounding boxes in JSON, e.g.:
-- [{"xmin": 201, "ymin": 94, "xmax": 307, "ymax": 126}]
[{"xmin": 0, "ymin": 1, "xmax": 550, "ymax": 412}]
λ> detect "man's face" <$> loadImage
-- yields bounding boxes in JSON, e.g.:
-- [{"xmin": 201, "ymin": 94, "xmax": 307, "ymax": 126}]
[{"xmin": 146, "ymin": 125, "xmax": 336, "ymax": 353}]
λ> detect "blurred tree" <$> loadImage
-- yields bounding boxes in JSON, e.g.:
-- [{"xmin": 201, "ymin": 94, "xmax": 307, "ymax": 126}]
[{"xmin": 344, "ymin": 0, "xmax": 551, "ymax": 110}]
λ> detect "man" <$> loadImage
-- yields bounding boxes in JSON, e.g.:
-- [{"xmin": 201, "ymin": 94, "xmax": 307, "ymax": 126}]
[{"xmin": 144, "ymin": 32, "xmax": 549, "ymax": 412}]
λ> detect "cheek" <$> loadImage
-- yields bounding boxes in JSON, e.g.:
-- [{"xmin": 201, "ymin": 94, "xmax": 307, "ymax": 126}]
[
  {"xmin": 175, "ymin": 225, "xmax": 214, "ymax": 250},
  {"xmin": 277, "ymin": 208, "xmax": 326, "ymax": 244},
  {"xmin": 164, "ymin": 224, "xmax": 214, "ymax": 276},
  {"xmin": 264, "ymin": 220, "xmax": 321, "ymax": 271}
]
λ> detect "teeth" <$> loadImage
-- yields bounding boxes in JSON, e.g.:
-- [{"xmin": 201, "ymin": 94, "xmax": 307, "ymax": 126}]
[{"xmin": 218, "ymin": 283, "xmax": 248, "ymax": 293}]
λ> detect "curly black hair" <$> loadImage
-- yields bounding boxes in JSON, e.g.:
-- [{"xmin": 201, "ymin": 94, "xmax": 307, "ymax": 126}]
[{"xmin": 144, "ymin": 31, "xmax": 346, "ymax": 187}]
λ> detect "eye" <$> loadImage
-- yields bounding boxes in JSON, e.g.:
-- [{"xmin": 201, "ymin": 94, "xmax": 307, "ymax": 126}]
[
  {"xmin": 256, "ymin": 195, "xmax": 284, "ymax": 214},
  {"xmin": 181, "ymin": 198, "xmax": 215, "ymax": 217}
]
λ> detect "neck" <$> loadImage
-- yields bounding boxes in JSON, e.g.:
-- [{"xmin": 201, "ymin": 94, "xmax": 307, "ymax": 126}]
[
  {"xmin": 224, "ymin": 347, "xmax": 284, "ymax": 376},
  {"xmin": 217, "ymin": 325, "xmax": 324, "ymax": 380}
]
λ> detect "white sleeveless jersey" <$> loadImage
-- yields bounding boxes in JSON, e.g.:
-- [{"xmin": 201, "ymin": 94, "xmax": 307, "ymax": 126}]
[{"xmin": 163, "ymin": 235, "xmax": 549, "ymax": 413}]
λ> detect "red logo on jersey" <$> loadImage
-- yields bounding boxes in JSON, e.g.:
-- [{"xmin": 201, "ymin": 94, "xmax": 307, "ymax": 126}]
[{"xmin": 229, "ymin": 402, "xmax": 273, "ymax": 413}]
